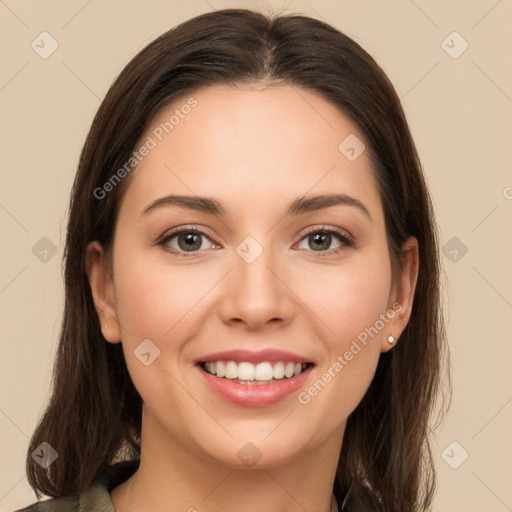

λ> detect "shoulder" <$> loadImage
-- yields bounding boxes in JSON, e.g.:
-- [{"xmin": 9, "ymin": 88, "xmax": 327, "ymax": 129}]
[
  {"xmin": 12, "ymin": 482, "xmax": 106, "ymax": 512},
  {"xmin": 12, "ymin": 460, "xmax": 139, "ymax": 512},
  {"xmin": 12, "ymin": 495, "xmax": 79, "ymax": 512}
]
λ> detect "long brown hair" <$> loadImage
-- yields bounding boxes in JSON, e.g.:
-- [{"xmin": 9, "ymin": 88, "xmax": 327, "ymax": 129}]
[{"xmin": 26, "ymin": 8, "xmax": 449, "ymax": 511}]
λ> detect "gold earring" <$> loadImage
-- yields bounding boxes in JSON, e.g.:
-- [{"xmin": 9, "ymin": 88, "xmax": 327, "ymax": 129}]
[{"xmin": 387, "ymin": 335, "xmax": 396, "ymax": 345}]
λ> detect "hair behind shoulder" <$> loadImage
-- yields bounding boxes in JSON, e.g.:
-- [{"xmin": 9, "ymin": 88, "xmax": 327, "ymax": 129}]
[{"xmin": 26, "ymin": 8, "xmax": 449, "ymax": 511}]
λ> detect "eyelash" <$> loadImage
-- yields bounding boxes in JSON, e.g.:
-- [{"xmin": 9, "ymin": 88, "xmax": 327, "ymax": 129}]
[{"xmin": 156, "ymin": 224, "xmax": 355, "ymax": 258}]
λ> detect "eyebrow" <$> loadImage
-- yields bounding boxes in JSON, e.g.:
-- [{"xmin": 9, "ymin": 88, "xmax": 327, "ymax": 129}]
[{"xmin": 141, "ymin": 193, "xmax": 372, "ymax": 221}]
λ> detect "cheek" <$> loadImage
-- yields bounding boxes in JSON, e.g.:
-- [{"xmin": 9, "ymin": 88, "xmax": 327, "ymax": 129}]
[
  {"xmin": 112, "ymin": 246, "xmax": 211, "ymax": 342},
  {"xmin": 295, "ymin": 247, "xmax": 392, "ymax": 345},
  {"xmin": 293, "ymin": 250, "xmax": 391, "ymax": 423},
  {"xmin": 111, "ymin": 247, "xmax": 203, "ymax": 415},
  {"xmin": 334, "ymin": 266, "xmax": 391, "ymax": 342}
]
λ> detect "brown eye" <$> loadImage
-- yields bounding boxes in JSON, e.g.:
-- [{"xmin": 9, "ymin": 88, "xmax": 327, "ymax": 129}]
[
  {"xmin": 296, "ymin": 227, "xmax": 354, "ymax": 254},
  {"xmin": 160, "ymin": 228, "xmax": 216, "ymax": 256}
]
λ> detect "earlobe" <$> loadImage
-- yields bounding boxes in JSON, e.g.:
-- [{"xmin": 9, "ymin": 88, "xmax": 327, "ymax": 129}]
[
  {"xmin": 85, "ymin": 240, "xmax": 121, "ymax": 344},
  {"xmin": 381, "ymin": 236, "xmax": 419, "ymax": 353}
]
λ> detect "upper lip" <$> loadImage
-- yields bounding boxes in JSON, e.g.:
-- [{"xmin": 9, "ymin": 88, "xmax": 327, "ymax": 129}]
[{"xmin": 195, "ymin": 348, "xmax": 314, "ymax": 365}]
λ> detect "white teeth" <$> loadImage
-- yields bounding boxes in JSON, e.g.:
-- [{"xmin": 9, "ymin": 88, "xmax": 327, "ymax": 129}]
[
  {"xmin": 202, "ymin": 360, "xmax": 309, "ymax": 381},
  {"xmin": 255, "ymin": 362, "xmax": 273, "ymax": 381},
  {"xmin": 238, "ymin": 362, "xmax": 255, "ymax": 380},
  {"xmin": 272, "ymin": 361, "xmax": 285, "ymax": 379},
  {"xmin": 284, "ymin": 362, "xmax": 295, "ymax": 378},
  {"xmin": 225, "ymin": 361, "xmax": 238, "ymax": 379},
  {"xmin": 216, "ymin": 361, "xmax": 225, "ymax": 378}
]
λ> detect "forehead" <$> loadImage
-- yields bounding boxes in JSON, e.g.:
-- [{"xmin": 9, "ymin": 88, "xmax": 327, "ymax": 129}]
[{"xmin": 118, "ymin": 83, "xmax": 383, "ymax": 222}]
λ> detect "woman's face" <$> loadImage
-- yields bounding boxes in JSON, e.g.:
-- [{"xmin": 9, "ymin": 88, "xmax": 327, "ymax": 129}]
[{"xmin": 87, "ymin": 83, "xmax": 418, "ymax": 469}]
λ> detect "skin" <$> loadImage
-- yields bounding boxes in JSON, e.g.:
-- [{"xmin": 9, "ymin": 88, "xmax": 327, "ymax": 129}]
[{"xmin": 86, "ymin": 83, "xmax": 419, "ymax": 512}]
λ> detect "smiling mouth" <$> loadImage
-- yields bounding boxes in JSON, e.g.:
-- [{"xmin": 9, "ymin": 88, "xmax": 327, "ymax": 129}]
[{"xmin": 199, "ymin": 360, "xmax": 313, "ymax": 385}]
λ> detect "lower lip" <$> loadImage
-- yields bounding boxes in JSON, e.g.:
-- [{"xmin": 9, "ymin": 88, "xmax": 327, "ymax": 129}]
[{"xmin": 197, "ymin": 365, "xmax": 314, "ymax": 407}]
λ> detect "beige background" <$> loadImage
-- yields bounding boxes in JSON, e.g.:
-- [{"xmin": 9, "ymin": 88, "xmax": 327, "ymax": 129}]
[{"xmin": 1, "ymin": 0, "xmax": 511, "ymax": 510}]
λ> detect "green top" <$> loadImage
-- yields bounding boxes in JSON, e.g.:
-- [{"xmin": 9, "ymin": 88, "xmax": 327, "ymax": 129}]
[
  {"xmin": 13, "ymin": 461, "xmax": 138, "ymax": 512},
  {"xmin": 14, "ymin": 459, "xmax": 380, "ymax": 511}
]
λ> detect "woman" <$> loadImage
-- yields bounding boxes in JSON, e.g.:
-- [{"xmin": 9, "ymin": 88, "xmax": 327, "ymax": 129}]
[{"xmin": 16, "ymin": 7, "xmax": 448, "ymax": 512}]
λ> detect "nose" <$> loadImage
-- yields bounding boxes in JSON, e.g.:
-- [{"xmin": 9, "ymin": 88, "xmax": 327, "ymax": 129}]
[{"xmin": 219, "ymin": 243, "xmax": 294, "ymax": 331}]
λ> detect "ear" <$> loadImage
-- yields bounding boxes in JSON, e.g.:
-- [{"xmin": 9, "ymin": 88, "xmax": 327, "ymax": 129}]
[
  {"xmin": 85, "ymin": 240, "xmax": 121, "ymax": 344},
  {"xmin": 381, "ymin": 236, "xmax": 419, "ymax": 353}
]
